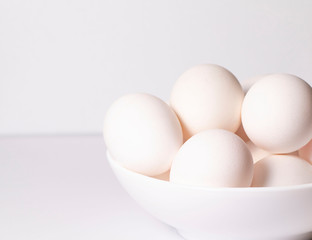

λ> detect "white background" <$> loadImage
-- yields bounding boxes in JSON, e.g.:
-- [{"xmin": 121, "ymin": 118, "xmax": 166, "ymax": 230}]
[{"xmin": 1, "ymin": 0, "xmax": 312, "ymax": 135}]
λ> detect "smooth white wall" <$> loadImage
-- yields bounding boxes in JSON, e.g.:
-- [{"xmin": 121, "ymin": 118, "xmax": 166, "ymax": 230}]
[{"xmin": 0, "ymin": 0, "xmax": 312, "ymax": 135}]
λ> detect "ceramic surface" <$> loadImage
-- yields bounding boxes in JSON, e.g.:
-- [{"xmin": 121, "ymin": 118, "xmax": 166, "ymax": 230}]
[{"xmin": 107, "ymin": 152, "xmax": 312, "ymax": 240}]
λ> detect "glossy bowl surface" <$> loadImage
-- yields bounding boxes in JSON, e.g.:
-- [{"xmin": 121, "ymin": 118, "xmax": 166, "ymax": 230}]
[{"xmin": 107, "ymin": 152, "xmax": 312, "ymax": 240}]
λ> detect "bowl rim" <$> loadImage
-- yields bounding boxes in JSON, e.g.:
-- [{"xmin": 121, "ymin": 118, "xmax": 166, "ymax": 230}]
[{"xmin": 106, "ymin": 151, "xmax": 312, "ymax": 192}]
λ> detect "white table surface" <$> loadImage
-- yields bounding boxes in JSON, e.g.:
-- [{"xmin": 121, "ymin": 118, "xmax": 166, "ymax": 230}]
[{"xmin": 0, "ymin": 136, "xmax": 183, "ymax": 240}]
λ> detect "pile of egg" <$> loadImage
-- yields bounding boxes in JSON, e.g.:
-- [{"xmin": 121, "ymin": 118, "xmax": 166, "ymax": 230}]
[{"xmin": 103, "ymin": 64, "xmax": 312, "ymax": 188}]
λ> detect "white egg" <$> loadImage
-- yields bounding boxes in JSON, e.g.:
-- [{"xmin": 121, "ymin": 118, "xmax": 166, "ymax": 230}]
[
  {"xmin": 153, "ymin": 170, "xmax": 170, "ymax": 181},
  {"xmin": 246, "ymin": 141, "xmax": 271, "ymax": 163},
  {"xmin": 252, "ymin": 155, "xmax": 312, "ymax": 187},
  {"xmin": 170, "ymin": 64, "xmax": 244, "ymax": 140},
  {"xmin": 288, "ymin": 151, "xmax": 299, "ymax": 157},
  {"xmin": 242, "ymin": 74, "xmax": 312, "ymax": 153},
  {"xmin": 170, "ymin": 129, "xmax": 254, "ymax": 188},
  {"xmin": 241, "ymin": 74, "xmax": 269, "ymax": 93},
  {"xmin": 235, "ymin": 123, "xmax": 249, "ymax": 142},
  {"xmin": 236, "ymin": 75, "xmax": 270, "ymax": 143},
  {"xmin": 299, "ymin": 139, "xmax": 312, "ymax": 164},
  {"xmin": 103, "ymin": 93, "xmax": 183, "ymax": 176}
]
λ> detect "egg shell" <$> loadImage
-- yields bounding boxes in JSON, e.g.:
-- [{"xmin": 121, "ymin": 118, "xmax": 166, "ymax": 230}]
[
  {"xmin": 252, "ymin": 155, "xmax": 312, "ymax": 187},
  {"xmin": 241, "ymin": 74, "xmax": 269, "ymax": 93},
  {"xmin": 170, "ymin": 129, "xmax": 254, "ymax": 188},
  {"xmin": 235, "ymin": 74, "xmax": 269, "ymax": 142},
  {"xmin": 235, "ymin": 123, "xmax": 249, "ymax": 142},
  {"xmin": 103, "ymin": 93, "xmax": 183, "ymax": 176},
  {"xmin": 299, "ymin": 139, "xmax": 312, "ymax": 164},
  {"xmin": 246, "ymin": 141, "xmax": 271, "ymax": 163},
  {"xmin": 242, "ymin": 74, "xmax": 312, "ymax": 153},
  {"xmin": 153, "ymin": 170, "xmax": 170, "ymax": 181},
  {"xmin": 236, "ymin": 75, "xmax": 270, "ymax": 142},
  {"xmin": 287, "ymin": 151, "xmax": 299, "ymax": 157},
  {"xmin": 170, "ymin": 64, "xmax": 244, "ymax": 140}
]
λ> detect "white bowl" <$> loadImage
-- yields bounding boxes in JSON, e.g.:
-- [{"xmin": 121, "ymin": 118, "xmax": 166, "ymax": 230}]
[{"xmin": 107, "ymin": 152, "xmax": 312, "ymax": 240}]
